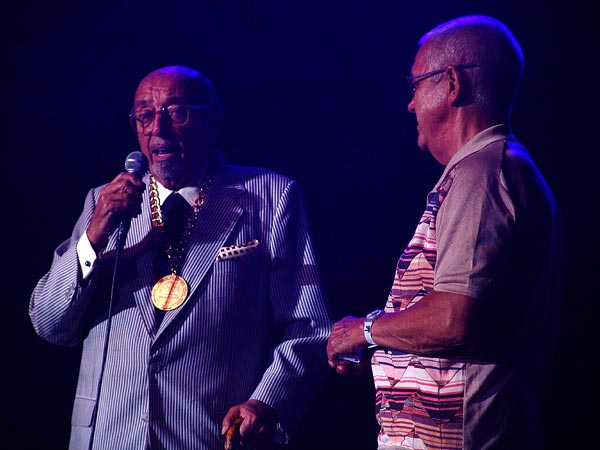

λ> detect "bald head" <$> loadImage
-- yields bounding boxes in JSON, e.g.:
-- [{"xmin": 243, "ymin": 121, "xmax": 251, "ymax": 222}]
[{"xmin": 136, "ymin": 65, "xmax": 222, "ymax": 112}]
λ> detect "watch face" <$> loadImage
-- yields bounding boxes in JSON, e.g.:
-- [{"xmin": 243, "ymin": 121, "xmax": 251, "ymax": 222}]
[{"xmin": 367, "ymin": 309, "xmax": 383, "ymax": 320}]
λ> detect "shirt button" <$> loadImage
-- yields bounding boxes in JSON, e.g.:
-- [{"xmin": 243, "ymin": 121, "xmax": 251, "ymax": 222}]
[{"xmin": 149, "ymin": 362, "xmax": 161, "ymax": 373}]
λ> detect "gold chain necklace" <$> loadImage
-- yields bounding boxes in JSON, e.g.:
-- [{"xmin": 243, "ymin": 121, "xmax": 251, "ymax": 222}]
[{"xmin": 148, "ymin": 164, "xmax": 214, "ymax": 311}]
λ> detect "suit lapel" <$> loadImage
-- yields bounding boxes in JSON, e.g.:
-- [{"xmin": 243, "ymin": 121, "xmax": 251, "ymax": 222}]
[{"xmin": 157, "ymin": 159, "xmax": 246, "ymax": 332}]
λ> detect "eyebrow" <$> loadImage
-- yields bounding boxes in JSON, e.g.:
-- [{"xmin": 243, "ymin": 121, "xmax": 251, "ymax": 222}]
[{"xmin": 134, "ymin": 97, "xmax": 187, "ymax": 108}]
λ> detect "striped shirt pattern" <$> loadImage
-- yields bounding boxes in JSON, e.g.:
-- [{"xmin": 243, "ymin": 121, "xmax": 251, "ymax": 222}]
[{"xmin": 373, "ymin": 167, "xmax": 465, "ymax": 450}]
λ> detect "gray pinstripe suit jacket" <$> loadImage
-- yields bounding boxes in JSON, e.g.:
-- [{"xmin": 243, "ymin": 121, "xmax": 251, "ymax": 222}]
[{"xmin": 30, "ymin": 154, "xmax": 334, "ymax": 449}]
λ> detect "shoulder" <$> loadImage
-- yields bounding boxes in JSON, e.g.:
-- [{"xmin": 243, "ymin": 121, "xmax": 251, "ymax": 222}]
[
  {"xmin": 502, "ymin": 139, "xmax": 537, "ymax": 176},
  {"xmin": 459, "ymin": 136, "xmax": 533, "ymax": 174},
  {"xmin": 450, "ymin": 138, "xmax": 509, "ymax": 189},
  {"xmin": 439, "ymin": 139, "xmax": 511, "ymax": 209},
  {"xmin": 221, "ymin": 159, "xmax": 298, "ymax": 192}
]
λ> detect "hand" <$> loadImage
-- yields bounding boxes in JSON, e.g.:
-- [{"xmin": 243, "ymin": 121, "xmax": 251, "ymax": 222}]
[
  {"xmin": 327, "ymin": 316, "xmax": 370, "ymax": 375},
  {"xmin": 87, "ymin": 172, "xmax": 145, "ymax": 251},
  {"xmin": 221, "ymin": 399, "xmax": 278, "ymax": 450},
  {"xmin": 329, "ymin": 354, "xmax": 373, "ymax": 376}
]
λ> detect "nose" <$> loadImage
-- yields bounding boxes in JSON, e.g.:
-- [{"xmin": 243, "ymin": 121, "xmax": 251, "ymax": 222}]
[
  {"xmin": 407, "ymin": 97, "xmax": 415, "ymax": 114},
  {"xmin": 147, "ymin": 108, "xmax": 170, "ymax": 136}
]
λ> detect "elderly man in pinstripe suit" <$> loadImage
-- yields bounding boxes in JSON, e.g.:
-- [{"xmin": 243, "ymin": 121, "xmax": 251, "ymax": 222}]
[{"xmin": 30, "ymin": 65, "xmax": 333, "ymax": 450}]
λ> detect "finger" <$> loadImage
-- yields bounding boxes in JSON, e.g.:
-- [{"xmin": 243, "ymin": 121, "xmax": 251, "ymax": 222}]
[
  {"xmin": 108, "ymin": 172, "xmax": 144, "ymax": 194},
  {"xmin": 221, "ymin": 407, "xmax": 241, "ymax": 435},
  {"xmin": 336, "ymin": 363, "xmax": 359, "ymax": 376},
  {"xmin": 121, "ymin": 174, "xmax": 146, "ymax": 192},
  {"xmin": 238, "ymin": 414, "xmax": 257, "ymax": 437}
]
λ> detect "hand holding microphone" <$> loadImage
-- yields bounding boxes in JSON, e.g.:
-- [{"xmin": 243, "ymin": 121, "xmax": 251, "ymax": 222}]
[
  {"xmin": 116, "ymin": 151, "xmax": 149, "ymax": 250},
  {"xmin": 87, "ymin": 151, "xmax": 148, "ymax": 252}
]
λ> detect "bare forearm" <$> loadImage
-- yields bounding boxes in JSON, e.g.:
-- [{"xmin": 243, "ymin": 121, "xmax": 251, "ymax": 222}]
[
  {"xmin": 327, "ymin": 290, "xmax": 477, "ymax": 367},
  {"xmin": 370, "ymin": 291, "xmax": 476, "ymax": 355}
]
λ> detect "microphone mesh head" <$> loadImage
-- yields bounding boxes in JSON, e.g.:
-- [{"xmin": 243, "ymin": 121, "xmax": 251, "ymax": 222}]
[{"xmin": 124, "ymin": 151, "xmax": 149, "ymax": 176}]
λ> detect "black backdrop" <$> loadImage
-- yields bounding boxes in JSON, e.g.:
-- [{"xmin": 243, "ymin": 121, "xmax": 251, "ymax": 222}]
[{"xmin": 3, "ymin": 1, "xmax": 598, "ymax": 449}]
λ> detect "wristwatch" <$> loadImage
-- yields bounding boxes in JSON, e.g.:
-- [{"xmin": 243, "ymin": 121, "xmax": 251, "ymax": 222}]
[{"xmin": 364, "ymin": 309, "xmax": 384, "ymax": 346}]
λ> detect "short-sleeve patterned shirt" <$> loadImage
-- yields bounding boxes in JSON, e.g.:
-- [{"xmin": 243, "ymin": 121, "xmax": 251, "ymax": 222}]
[
  {"xmin": 371, "ymin": 125, "xmax": 563, "ymax": 450},
  {"xmin": 372, "ymin": 165, "xmax": 465, "ymax": 450}
]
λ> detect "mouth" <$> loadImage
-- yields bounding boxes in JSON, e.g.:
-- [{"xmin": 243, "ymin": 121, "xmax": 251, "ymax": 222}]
[
  {"xmin": 151, "ymin": 146, "xmax": 176, "ymax": 155},
  {"xmin": 150, "ymin": 146, "xmax": 179, "ymax": 161}
]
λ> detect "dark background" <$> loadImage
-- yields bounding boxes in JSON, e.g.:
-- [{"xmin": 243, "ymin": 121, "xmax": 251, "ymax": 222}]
[{"xmin": 3, "ymin": 1, "xmax": 597, "ymax": 449}]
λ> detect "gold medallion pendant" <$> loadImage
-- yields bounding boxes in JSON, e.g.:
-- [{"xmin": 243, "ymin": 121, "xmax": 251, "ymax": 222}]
[
  {"xmin": 148, "ymin": 164, "xmax": 215, "ymax": 312},
  {"xmin": 151, "ymin": 274, "xmax": 189, "ymax": 310}
]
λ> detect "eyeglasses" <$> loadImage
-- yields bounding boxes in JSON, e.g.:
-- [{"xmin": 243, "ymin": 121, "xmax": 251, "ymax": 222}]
[
  {"xmin": 406, "ymin": 64, "xmax": 479, "ymax": 95},
  {"xmin": 129, "ymin": 104, "xmax": 212, "ymax": 134}
]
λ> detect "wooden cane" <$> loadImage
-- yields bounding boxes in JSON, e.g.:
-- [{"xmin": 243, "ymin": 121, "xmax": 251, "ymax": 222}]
[{"xmin": 224, "ymin": 417, "xmax": 244, "ymax": 450}]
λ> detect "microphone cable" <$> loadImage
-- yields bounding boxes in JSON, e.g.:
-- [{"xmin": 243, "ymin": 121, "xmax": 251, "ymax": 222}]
[{"xmin": 87, "ymin": 151, "xmax": 148, "ymax": 450}]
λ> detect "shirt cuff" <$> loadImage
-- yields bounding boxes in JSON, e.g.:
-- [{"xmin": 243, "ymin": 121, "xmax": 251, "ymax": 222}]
[{"xmin": 77, "ymin": 232, "xmax": 97, "ymax": 278}]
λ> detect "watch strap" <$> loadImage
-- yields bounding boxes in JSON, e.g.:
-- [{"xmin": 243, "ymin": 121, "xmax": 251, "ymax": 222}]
[{"xmin": 364, "ymin": 309, "xmax": 383, "ymax": 346}]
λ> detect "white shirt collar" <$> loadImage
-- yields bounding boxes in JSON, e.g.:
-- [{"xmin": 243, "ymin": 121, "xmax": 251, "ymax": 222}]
[{"xmin": 154, "ymin": 180, "xmax": 200, "ymax": 208}]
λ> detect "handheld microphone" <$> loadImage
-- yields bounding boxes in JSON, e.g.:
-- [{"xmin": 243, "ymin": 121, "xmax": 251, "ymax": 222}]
[
  {"xmin": 89, "ymin": 150, "xmax": 148, "ymax": 450},
  {"xmin": 116, "ymin": 151, "xmax": 149, "ymax": 251},
  {"xmin": 124, "ymin": 150, "xmax": 149, "ymax": 177}
]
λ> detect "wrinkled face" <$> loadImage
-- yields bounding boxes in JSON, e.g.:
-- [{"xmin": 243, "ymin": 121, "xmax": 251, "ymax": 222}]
[
  {"xmin": 407, "ymin": 46, "xmax": 449, "ymax": 162},
  {"xmin": 132, "ymin": 69, "xmax": 219, "ymax": 190}
]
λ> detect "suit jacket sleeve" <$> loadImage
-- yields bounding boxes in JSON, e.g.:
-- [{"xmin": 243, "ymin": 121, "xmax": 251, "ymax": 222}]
[
  {"xmin": 248, "ymin": 179, "xmax": 333, "ymax": 435},
  {"xmin": 29, "ymin": 185, "xmax": 107, "ymax": 346}
]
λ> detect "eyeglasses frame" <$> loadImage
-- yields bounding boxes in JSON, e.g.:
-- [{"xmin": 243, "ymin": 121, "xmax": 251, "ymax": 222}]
[
  {"xmin": 406, "ymin": 64, "xmax": 479, "ymax": 95},
  {"xmin": 129, "ymin": 104, "xmax": 213, "ymax": 134}
]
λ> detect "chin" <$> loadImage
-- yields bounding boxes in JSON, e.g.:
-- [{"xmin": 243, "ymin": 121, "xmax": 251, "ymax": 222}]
[{"xmin": 153, "ymin": 160, "xmax": 184, "ymax": 183}]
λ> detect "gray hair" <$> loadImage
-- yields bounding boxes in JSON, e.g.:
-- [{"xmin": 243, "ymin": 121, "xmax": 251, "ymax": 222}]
[{"xmin": 418, "ymin": 15, "xmax": 524, "ymax": 122}]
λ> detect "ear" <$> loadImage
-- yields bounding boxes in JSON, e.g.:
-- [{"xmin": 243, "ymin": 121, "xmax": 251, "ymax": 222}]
[{"xmin": 445, "ymin": 65, "xmax": 462, "ymax": 106}]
